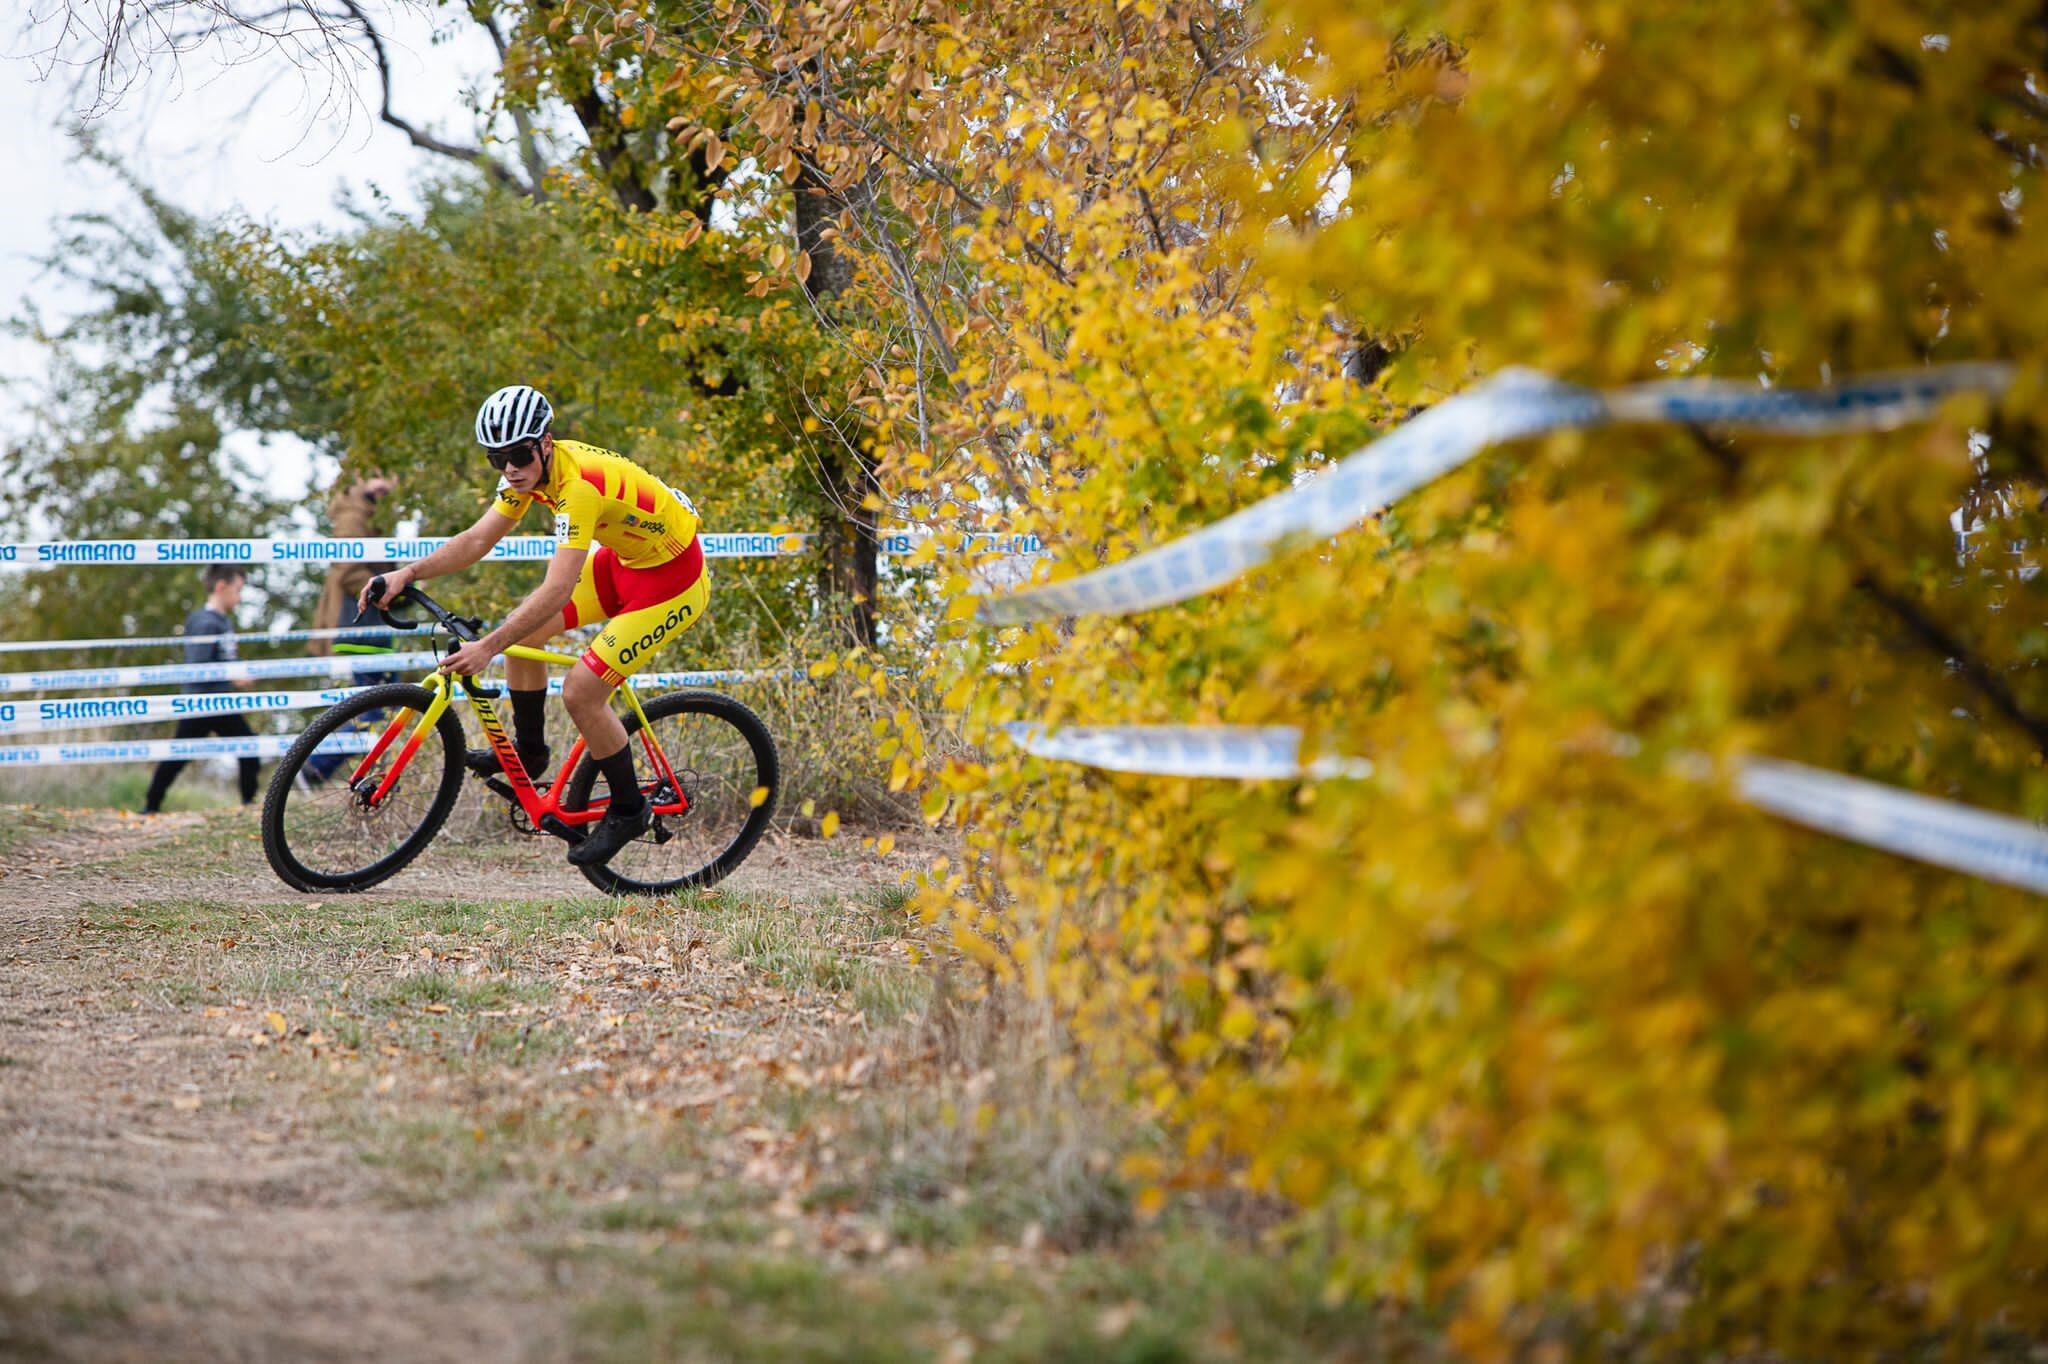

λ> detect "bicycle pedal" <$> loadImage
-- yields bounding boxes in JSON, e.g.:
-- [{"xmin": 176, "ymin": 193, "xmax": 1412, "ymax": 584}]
[{"xmin": 538, "ymin": 813, "xmax": 587, "ymax": 846}]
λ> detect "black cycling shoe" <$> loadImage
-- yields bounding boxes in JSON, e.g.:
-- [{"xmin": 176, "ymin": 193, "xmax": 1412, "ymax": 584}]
[
  {"xmin": 567, "ymin": 801, "xmax": 653, "ymax": 867},
  {"xmin": 463, "ymin": 745, "xmax": 551, "ymax": 783}
]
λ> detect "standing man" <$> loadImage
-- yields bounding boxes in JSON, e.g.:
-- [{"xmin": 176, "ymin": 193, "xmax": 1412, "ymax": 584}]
[
  {"xmin": 308, "ymin": 474, "xmax": 397, "ymax": 656},
  {"xmin": 141, "ymin": 564, "xmax": 261, "ymax": 814},
  {"xmin": 359, "ymin": 385, "xmax": 709, "ymax": 868}
]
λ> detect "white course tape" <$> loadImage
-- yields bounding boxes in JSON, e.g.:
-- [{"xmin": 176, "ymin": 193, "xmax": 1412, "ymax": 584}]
[
  {"xmin": 876, "ymin": 531, "xmax": 1046, "ymax": 558},
  {"xmin": 1005, "ymin": 723, "xmax": 1373, "ymax": 780},
  {"xmin": 0, "ymin": 533, "xmax": 813, "ymax": 566},
  {"xmin": 1736, "ymin": 757, "xmax": 2048, "ymax": 896},
  {"xmin": 0, "ymin": 652, "xmax": 445, "ymax": 696},
  {"xmin": 978, "ymin": 363, "xmax": 2012, "ymax": 624},
  {"xmin": 0, "ymin": 530, "xmax": 1048, "ymax": 569},
  {"xmin": 0, "ymin": 689, "xmax": 353, "ymax": 734},
  {"xmin": 0, "ymin": 732, "xmax": 373, "ymax": 767},
  {"xmin": 0, "ymin": 625, "xmax": 428, "ymax": 655},
  {"xmin": 1010, "ymin": 721, "xmax": 2048, "ymax": 897},
  {"xmin": 0, "ymin": 669, "xmax": 789, "ymax": 736}
]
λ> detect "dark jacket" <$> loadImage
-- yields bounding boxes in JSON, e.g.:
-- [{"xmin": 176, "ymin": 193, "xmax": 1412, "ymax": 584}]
[{"xmin": 181, "ymin": 607, "xmax": 237, "ymax": 694}]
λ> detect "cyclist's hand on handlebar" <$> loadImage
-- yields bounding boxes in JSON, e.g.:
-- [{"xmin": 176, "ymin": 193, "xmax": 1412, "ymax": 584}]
[
  {"xmin": 359, "ymin": 565, "xmax": 415, "ymax": 615},
  {"xmin": 439, "ymin": 636, "xmax": 500, "ymax": 678}
]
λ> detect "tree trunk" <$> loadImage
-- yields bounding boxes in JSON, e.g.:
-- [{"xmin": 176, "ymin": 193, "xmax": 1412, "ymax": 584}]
[{"xmin": 793, "ymin": 155, "xmax": 879, "ymax": 647}]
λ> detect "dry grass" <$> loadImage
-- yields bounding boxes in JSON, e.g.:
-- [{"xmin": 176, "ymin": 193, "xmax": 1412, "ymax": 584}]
[{"xmin": 4, "ymin": 807, "xmax": 1411, "ymax": 1362}]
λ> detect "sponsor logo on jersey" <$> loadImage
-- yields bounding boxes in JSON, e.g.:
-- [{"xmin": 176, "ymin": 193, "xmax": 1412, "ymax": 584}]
[{"xmin": 612, "ymin": 600, "xmax": 696, "ymax": 670}]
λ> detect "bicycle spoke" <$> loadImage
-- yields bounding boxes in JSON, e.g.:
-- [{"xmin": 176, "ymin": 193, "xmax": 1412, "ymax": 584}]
[
  {"xmin": 284, "ymin": 722, "xmax": 422, "ymax": 869},
  {"xmin": 609, "ymin": 709, "xmax": 760, "ymax": 886},
  {"xmin": 263, "ymin": 683, "xmax": 465, "ymax": 892},
  {"xmin": 566, "ymin": 692, "xmax": 777, "ymax": 893}
]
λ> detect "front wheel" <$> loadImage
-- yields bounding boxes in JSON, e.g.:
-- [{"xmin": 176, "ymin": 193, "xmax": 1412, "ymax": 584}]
[
  {"xmin": 262, "ymin": 682, "xmax": 466, "ymax": 892},
  {"xmin": 563, "ymin": 690, "xmax": 780, "ymax": 896}
]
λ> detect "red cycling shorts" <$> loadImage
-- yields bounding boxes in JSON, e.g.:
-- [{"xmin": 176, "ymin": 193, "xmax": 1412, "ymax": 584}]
[{"xmin": 561, "ymin": 537, "xmax": 708, "ymax": 686}]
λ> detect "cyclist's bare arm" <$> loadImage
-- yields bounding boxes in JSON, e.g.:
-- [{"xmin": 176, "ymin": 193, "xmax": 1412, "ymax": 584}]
[
  {"xmin": 482, "ymin": 548, "xmax": 588, "ymax": 652},
  {"xmin": 358, "ymin": 506, "xmax": 516, "ymax": 612},
  {"xmin": 436, "ymin": 547, "xmax": 588, "ymax": 676}
]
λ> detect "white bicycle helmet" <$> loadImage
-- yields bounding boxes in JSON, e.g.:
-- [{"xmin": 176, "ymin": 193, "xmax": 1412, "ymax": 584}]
[{"xmin": 474, "ymin": 384, "xmax": 554, "ymax": 447}]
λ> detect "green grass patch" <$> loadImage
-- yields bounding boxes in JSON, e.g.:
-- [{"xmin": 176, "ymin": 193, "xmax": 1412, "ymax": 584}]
[
  {"xmin": 0, "ymin": 804, "xmax": 77, "ymax": 863},
  {"xmin": 0, "ymin": 1284, "xmax": 137, "ymax": 1362},
  {"xmin": 564, "ymin": 1231, "xmax": 1425, "ymax": 1364},
  {"xmin": 97, "ymin": 808, "xmax": 264, "ymax": 872},
  {"xmin": 372, "ymin": 971, "xmax": 542, "ymax": 1015},
  {"xmin": 355, "ymin": 1108, "xmax": 547, "ymax": 1207},
  {"xmin": 850, "ymin": 962, "xmax": 927, "ymax": 1026},
  {"xmin": 0, "ymin": 764, "xmax": 236, "ymax": 814},
  {"xmin": 81, "ymin": 894, "xmax": 629, "ymax": 954},
  {"xmin": 690, "ymin": 890, "xmax": 931, "ymax": 1026}
]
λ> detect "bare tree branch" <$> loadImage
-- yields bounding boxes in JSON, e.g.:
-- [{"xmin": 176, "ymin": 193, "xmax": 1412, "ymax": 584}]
[
  {"xmin": 478, "ymin": 6, "xmax": 551, "ymax": 199},
  {"xmin": 23, "ymin": 0, "xmax": 544, "ymax": 198},
  {"xmin": 333, "ymin": 0, "xmax": 536, "ymax": 198},
  {"xmin": 1857, "ymin": 570, "xmax": 2048, "ymax": 757}
]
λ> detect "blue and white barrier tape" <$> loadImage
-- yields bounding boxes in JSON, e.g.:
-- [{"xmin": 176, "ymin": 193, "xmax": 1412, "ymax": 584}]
[
  {"xmin": 978, "ymin": 363, "xmax": 2012, "ymax": 624},
  {"xmin": 0, "ymin": 732, "xmax": 373, "ymax": 768},
  {"xmin": 0, "ymin": 625, "xmax": 430, "ymax": 655},
  {"xmin": 0, "ymin": 533, "xmax": 812, "ymax": 565},
  {"xmin": 1735, "ymin": 757, "xmax": 2048, "ymax": 896},
  {"xmin": 0, "ymin": 669, "xmax": 790, "ymax": 738},
  {"xmin": 1005, "ymin": 723, "xmax": 1372, "ymax": 780},
  {"xmin": 877, "ymin": 532, "xmax": 1046, "ymax": 558},
  {"xmin": 0, "ymin": 689, "xmax": 344, "ymax": 734},
  {"xmin": 0, "ymin": 652, "xmax": 446, "ymax": 696},
  {"xmin": 1008, "ymin": 722, "xmax": 2048, "ymax": 898},
  {"xmin": 0, "ymin": 530, "xmax": 1049, "ymax": 569}
]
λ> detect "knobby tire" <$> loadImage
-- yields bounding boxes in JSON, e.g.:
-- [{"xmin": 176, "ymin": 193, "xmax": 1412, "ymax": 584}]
[
  {"xmin": 562, "ymin": 690, "xmax": 780, "ymax": 896},
  {"xmin": 261, "ymin": 682, "xmax": 466, "ymax": 893}
]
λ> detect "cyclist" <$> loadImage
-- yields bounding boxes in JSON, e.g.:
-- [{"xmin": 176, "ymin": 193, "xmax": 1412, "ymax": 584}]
[{"xmin": 358, "ymin": 385, "xmax": 708, "ymax": 867}]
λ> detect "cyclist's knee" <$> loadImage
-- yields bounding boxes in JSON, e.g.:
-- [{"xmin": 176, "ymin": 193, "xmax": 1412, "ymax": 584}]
[{"xmin": 562, "ymin": 665, "xmax": 613, "ymax": 714}]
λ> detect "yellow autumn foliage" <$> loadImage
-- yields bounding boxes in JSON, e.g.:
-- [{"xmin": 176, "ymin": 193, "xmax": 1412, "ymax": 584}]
[{"xmin": 607, "ymin": 0, "xmax": 2048, "ymax": 1350}]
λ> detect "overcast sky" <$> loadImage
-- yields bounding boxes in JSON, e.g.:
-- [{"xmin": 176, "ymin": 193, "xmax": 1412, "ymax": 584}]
[{"xmin": 2, "ymin": 3, "xmax": 501, "ymax": 512}]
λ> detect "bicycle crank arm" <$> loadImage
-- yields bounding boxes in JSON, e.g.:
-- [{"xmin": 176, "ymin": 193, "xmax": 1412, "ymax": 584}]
[{"xmin": 538, "ymin": 814, "xmax": 587, "ymax": 846}]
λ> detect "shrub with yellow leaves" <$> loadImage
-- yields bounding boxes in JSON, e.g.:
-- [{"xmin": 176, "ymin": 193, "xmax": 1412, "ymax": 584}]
[
  {"xmin": 857, "ymin": 0, "xmax": 2048, "ymax": 1355},
  {"xmin": 555, "ymin": 0, "xmax": 2048, "ymax": 1347}
]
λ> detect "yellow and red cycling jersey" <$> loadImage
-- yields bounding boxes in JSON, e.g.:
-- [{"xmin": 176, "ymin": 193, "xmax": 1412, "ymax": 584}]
[
  {"xmin": 490, "ymin": 439, "xmax": 700, "ymax": 570},
  {"xmin": 490, "ymin": 438, "xmax": 709, "ymax": 686}
]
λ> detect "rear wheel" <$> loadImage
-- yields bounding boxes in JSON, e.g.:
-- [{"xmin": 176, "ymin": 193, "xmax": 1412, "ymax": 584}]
[
  {"xmin": 563, "ymin": 690, "xmax": 779, "ymax": 896},
  {"xmin": 261, "ymin": 683, "xmax": 466, "ymax": 892}
]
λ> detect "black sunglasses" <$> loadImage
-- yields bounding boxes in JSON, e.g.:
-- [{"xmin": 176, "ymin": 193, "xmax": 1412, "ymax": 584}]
[{"xmin": 486, "ymin": 438, "xmax": 542, "ymax": 471}]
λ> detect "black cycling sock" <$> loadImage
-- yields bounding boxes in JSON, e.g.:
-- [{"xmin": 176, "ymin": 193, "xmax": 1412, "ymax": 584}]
[
  {"xmin": 592, "ymin": 745, "xmax": 645, "ymax": 816},
  {"xmin": 509, "ymin": 688, "xmax": 549, "ymax": 757}
]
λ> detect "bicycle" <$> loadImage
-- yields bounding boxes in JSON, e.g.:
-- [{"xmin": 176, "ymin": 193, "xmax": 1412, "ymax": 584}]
[{"xmin": 260, "ymin": 582, "xmax": 780, "ymax": 897}]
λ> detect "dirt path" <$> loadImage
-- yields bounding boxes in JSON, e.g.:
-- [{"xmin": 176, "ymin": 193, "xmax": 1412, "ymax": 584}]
[
  {"xmin": 1, "ymin": 806, "xmax": 1390, "ymax": 1364},
  {"xmin": 0, "ymin": 807, "xmax": 922, "ymax": 1363}
]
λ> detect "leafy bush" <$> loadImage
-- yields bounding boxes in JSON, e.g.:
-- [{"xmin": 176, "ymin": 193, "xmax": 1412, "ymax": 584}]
[{"xmin": 864, "ymin": 1, "xmax": 2048, "ymax": 1354}]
